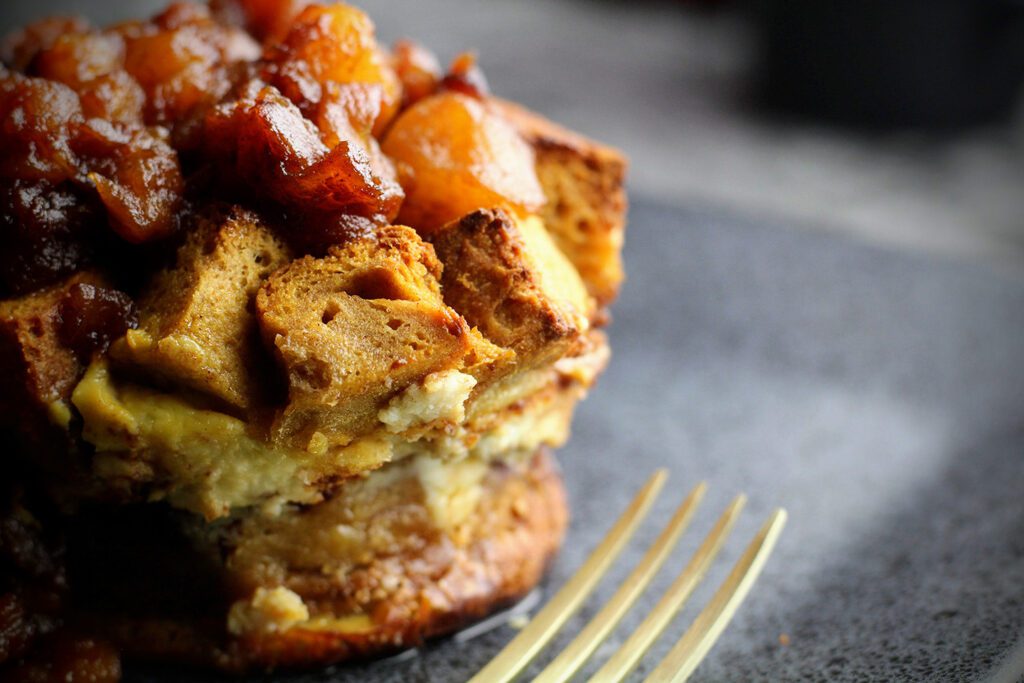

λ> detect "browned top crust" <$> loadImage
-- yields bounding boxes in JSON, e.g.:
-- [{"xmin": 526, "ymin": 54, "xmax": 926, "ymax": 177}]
[
  {"xmin": 431, "ymin": 208, "xmax": 590, "ymax": 376},
  {"xmin": 255, "ymin": 225, "xmax": 507, "ymax": 445}
]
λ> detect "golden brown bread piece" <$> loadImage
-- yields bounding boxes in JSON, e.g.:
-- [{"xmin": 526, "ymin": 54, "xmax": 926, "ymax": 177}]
[
  {"xmin": 0, "ymin": 272, "xmax": 107, "ymax": 471},
  {"xmin": 111, "ymin": 207, "xmax": 292, "ymax": 412},
  {"xmin": 73, "ymin": 451, "xmax": 567, "ymax": 672},
  {"xmin": 0, "ymin": 272, "xmax": 98, "ymax": 410},
  {"xmin": 256, "ymin": 225, "xmax": 510, "ymax": 447},
  {"xmin": 492, "ymin": 99, "xmax": 628, "ymax": 306},
  {"xmin": 431, "ymin": 208, "xmax": 592, "ymax": 376}
]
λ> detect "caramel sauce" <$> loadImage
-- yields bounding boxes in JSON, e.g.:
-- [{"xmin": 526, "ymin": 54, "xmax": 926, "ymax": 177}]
[{"xmin": 0, "ymin": 0, "xmax": 534, "ymax": 300}]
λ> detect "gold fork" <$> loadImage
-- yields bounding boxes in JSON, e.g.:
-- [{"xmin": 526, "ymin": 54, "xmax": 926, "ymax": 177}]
[{"xmin": 468, "ymin": 471, "xmax": 787, "ymax": 683}]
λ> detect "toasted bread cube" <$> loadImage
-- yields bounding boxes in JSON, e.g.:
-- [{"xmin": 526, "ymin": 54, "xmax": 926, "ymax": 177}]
[
  {"xmin": 0, "ymin": 272, "xmax": 106, "ymax": 408},
  {"xmin": 111, "ymin": 207, "xmax": 291, "ymax": 411},
  {"xmin": 0, "ymin": 271, "xmax": 107, "ymax": 463},
  {"xmin": 430, "ymin": 208, "xmax": 591, "ymax": 374},
  {"xmin": 256, "ymin": 225, "xmax": 507, "ymax": 445},
  {"xmin": 493, "ymin": 99, "xmax": 628, "ymax": 306}
]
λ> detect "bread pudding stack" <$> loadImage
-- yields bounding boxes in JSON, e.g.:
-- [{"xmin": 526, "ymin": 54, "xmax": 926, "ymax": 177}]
[
  {"xmin": 65, "ymin": 207, "xmax": 607, "ymax": 521},
  {"xmin": 0, "ymin": 0, "xmax": 626, "ymax": 673}
]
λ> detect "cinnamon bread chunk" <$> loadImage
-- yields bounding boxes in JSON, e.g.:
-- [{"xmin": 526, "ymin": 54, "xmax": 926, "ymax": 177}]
[
  {"xmin": 0, "ymin": 271, "xmax": 131, "ymax": 473},
  {"xmin": 256, "ymin": 225, "xmax": 509, "ymax": 447},
  {"xmin": 431, "ymin": 208, "xmax": 592, "ymax": 375},
  {"xmin": 111, "ymin": 207, "xmax": 291, "ymax": 412}
]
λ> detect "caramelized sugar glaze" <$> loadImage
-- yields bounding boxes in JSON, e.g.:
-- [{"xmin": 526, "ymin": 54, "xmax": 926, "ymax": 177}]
[{"xmin": 0, "ymin": 0, "xmax": 548, "ymax": 297}]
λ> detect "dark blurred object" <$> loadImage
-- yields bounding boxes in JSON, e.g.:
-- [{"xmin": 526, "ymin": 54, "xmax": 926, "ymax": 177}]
[{"xmin": 757, "ymin": 0, "xmax": 1024, "ymax": 129}]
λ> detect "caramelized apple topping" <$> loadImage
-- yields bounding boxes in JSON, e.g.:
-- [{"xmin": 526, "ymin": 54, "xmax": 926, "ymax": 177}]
[
  {"xmin": 211, "ymin": 0, "xmax": 312, "ymax": 44},
  {"xmin": 262, "ymin": 4, "xmax": 400, "ymax": 136},
  {"xmin": 392, "ymin": 40, "xmax": 442, "ymax": 108},
  {"xmin": 0, "ymin": 1, "xmax": 548, "ymax": 299},
  {"xmin": 382, "ymin": 91, "xmax": 544, "ymax": 232},
  {"xmin": 0, "ymin": 17, "xmax": 92, "ymax": 73},
  {"xmin": 0, "ymin": 71, "xmax": 183, "ymax": 292},
  {"xmin": 116, "ymin": 3, "xmax": 260, "ymax": 126},
  {"xmin": 202, "ymin": 82, "xmax": 403, "ymax": 234},
  {"xmin": 0, "ymin": 181, "xmax": 99, "ymax": 297}
]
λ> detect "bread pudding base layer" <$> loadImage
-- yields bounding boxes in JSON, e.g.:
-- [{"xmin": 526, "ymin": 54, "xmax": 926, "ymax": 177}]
[
  {"xmin": 62, "ymin": 329, "xmax": 606, "ymax": 520},
  {"xmin": 63, "ymin": 450, "xmax": 567, "ymax": 672}
]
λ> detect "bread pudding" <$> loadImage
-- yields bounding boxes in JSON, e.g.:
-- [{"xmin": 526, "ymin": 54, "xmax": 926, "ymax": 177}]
[{"xmin": 0, "ymin": 0, "xmax": 626, "ymax": 676}]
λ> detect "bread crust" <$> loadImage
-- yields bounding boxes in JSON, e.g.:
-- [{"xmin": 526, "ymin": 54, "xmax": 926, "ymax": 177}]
[
  {"xmin": 111, "ymin": 206, "xmax": 292, "ymax": 412},
  {"xmin": 431, "ymin": 208, "xmax": 591, "ymax": 376},
  {"xmin": 0, "ymin": 271, "xmax": 107, "ymax": 475},
  {"xmin": 72, "ymin": 451, "xmax": 567, "ymax": 672},
  {"xmin": 255, "ymin": 225, "xmax": 507, "ymax": 446}
]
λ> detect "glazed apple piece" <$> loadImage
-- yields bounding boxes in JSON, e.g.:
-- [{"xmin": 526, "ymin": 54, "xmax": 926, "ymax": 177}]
[
  {"xmin": 118, "ymin": 3, "xmax": 260, "ymax": 126},
  {"xmin": 309, "ymin": 82, "xmax": 400, "ymax": 193},
  {"xmin": 211, "ymin": 0, "xmax": 311, "ymax": 43},
  {"xmin": 0, "ymin": 16, "xmax": 91, "ymax": 71},
  {"xmin": 73, "ymin": 120, "xmax": 184, "ymax": 244},
  {"xmin": 391, "ymin": 39, "xmax": 442, "ymax": 108},
  {"xmin": 439, "ymin": 51, "xmax": 490, "ymax": 99},
  {"xmin": 0, "ymin": 183, "xmax": 98, "ymax": 296},
  {"xmin": 202, "ymin": 83, "xmax": 403, "ymax": 230},
  {"xmin": 263, "ymin": 3, "xmax": 400, "ymax": 136},
  {"xmin": 0, "ymin": 72, "xmax": 183, "ymax": 247},
  {"xmin": 381, "ymin": 91, "xmax": 545, "ymax": 233},
  {"xmin": 29, "ymin": 31, "xmax": 145, "ymax": 123}
]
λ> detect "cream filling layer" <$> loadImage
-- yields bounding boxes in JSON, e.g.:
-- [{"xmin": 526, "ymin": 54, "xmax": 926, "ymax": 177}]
[{"xmin": 71, "ymin": 349, "xmax": 597, "ymax": 520}]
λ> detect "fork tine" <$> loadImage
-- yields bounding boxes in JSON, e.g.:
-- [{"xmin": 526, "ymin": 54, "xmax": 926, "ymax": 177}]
[
  {"xmin": 532, "ymin": 482, "xmax": 709, "ymax": 683},
  {"xmin": 589, "ymin": 494, "xmax": 748, "ymax": 683},
  {"xmin": 467, "ymin": 470, "xmax": 669, "ymax": 683},
  {"xmin": 643, "ymin": 508, "xmax": 788, "ymax": 683}
]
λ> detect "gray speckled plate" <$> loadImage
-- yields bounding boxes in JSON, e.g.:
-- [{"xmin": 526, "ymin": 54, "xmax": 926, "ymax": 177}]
[{"xmin": 126, "ymin": 198, "xmax": 1024, "ymax": 682}]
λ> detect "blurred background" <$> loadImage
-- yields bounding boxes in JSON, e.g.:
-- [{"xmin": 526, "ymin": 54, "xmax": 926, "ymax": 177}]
[
  {"xmin": 2, "ymin": 1, "xmax": 1023, "ymax": 681},
  {"xmin": 3, "ymin": 0, "xmax": 1024, "ymax": 270}
]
